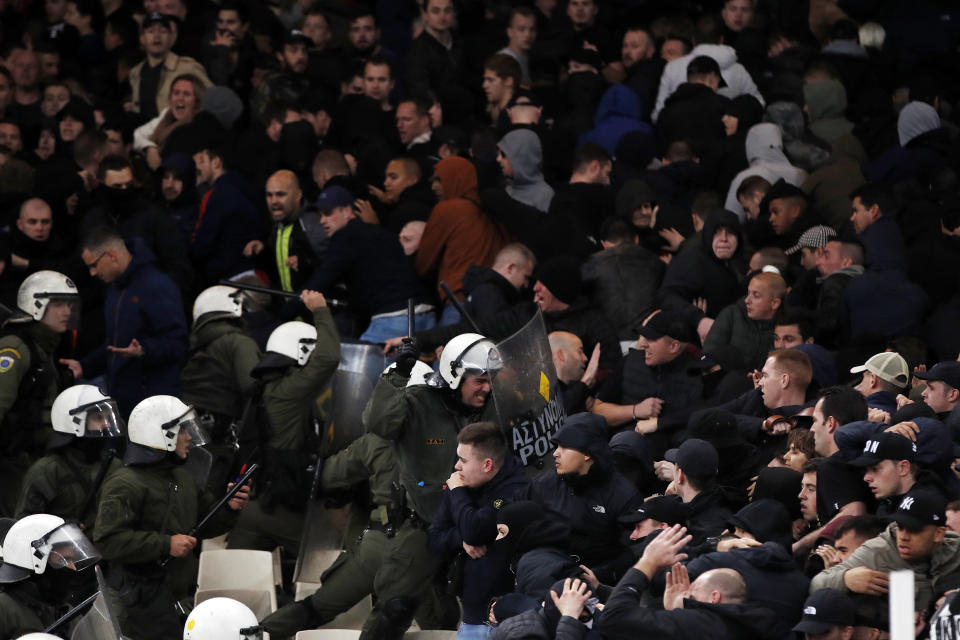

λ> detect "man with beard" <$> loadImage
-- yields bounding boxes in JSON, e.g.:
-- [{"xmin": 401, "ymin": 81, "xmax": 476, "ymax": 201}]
[
  {"xmin": 82, "ymin": 155, "xmax": 193, "ymax": 292},
  {"xmin": 159, "ymin": 152, "xmax": 198, "ymax": 242}
]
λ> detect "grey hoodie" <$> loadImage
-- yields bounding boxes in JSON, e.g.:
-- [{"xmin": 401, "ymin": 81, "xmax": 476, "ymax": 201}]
[
  {"xmin": 497, "ymin": 129, "xmax": 555, "ymax": 213},
  {"xmin": 724, "ymin": 123, "xmax": 808, "ymax": 219}
]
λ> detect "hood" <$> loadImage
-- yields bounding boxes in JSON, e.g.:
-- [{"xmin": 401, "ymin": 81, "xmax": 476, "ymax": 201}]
[
  {"xmin": 615, "ymin": 179, "xmax": 656, "ymax": 218},
  {"xmin": 683, "ymin": 600, "xmax": 779, "ymax": 639},
  {"xmin": 898, "ymin": 101, "xmax": 941, "ymax": 147},
  {"xmin": 830, "ymin": 134, "xmax": 867, "ymax": 164},
  {"xmin": 700, "ymin": 209, "xmax": 744, "ymax": 261},
  {"xmin": 751, "ymin": 466, "xmax": 803, "ymax": 519},
  {"xmin": 161, "ymin": 152, "xmax": 198, "ymax": 205},
  {"xmin": 804, "ymin": 80, "xmax": 848, "ymax": 122},
  {"xmin": 764, "ymin": 101, "xmax": 805, "ymax": 141},
  {"xmin": 189, "ymin": 317, "xmax": 244, "ymax": 350},
  {"xmin": 498, "ymin": 128, "xmax": 545, "ymax": 186},
  {"xmin": 434, "ymin": 156, "xmax": 479, "ymax": 202},
  {"xmin": 745, "ymin": 123, "xmax": 789, "ymax": 165},
  {"xmin": 727, "ymin": 500, "xmax": 794, "ymax": 550},
  {"xmin": 859, "ymin": 215, "xmax": 907, "ymax": 272},
  {"xmin": 730, "ymin": 540, "xmax": 801, "ymax": 571},
  {"xmin": 690, "ymin": 43, "xmax": 738, "ymax": 70},
  {"xmin": 594, "ymin": 84, "xmax": 643, "ymax": 125}
]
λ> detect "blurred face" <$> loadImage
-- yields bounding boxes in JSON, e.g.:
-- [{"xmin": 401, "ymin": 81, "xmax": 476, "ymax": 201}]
[
  {"xmin": 396, "ymin": 102, "xmax": 430, "ymax": 145},
  {"xmin": 622, "ymin": 30, "xmax": 653, "ymax": 67},
  {"xmin": 42, "ymin": 85, "xmax": 70, "ymax": 119},
  {"xmin": 644, "ymin": 335, "xmax": 678, "ymax": 367},
  {"xmin": 38, "ymin": 52, "xmax": 59, "ymax": 80},
  {"xmin": 217, "ymin": 9, "xmax": 246, "ymax": 38},
  {"xmin": 834, "ymin": 529, "xmax": 868, "ymax": 563},
  {"xmin": 265, "ymin": 176, "xmax": 301, "ymax": 222},
  {"xmin": 383, "ymin": 159, "xmax": 418, "ymax": 200},
  {"xmin": 174, "ymin": 427, "xmax": 191, "ymax": 459},
  {"xmin": 533, "ymin": 280, "xmax": 565, "ymax": 312},
  {"xmin": 817, "ymin": 241, "xmax": 848, "ymax": 277},
  {"xmin": 769, "ymin": 198, "xmax": 800, "ymax": 235},
  {"xmin": 774, "ymin": 324, "xmax": 805, "ymax": 349},
  {"xmin": 302, "ymin": 13, "xmax": 330, "ymax": 48},
  {"xmin": 758, "ymin": 357, "xmax": 784, "ymax": 408},
  {"xmin": 319, "ymin": 205, "xmax": 354, "ymax": 237},
  {"xmin": 341, "ymin": 74, "xmax": 364, "ymax": 95},
  {"xmin": 59, "ymin": 115, "xmax": 84, "ymax": 142},
  {"xmin": 455, "ymin": 443, "xmax": 491, "ymax": 487},
  {"xmin": 363, "ymin": 63, "xmax": 393, "ymax": 103},
  {"xmin": 744, "ymin": 279, "xmax": 779, "ymax": 320},
  {"xmin": 810, "ymin": 399, "xmax": 834, "ymax": 457},
  {"xmin": 168, "ymin": 79, "xmax": 199, "ymax": 121},
  {"xmin": 37, "ymin": 129, "xmax": 55, "ymax": 157},
  {"xmin": 630, "ymin": 519, "xmax": 663, "ymax": 541},
  {"xmin": 0, "ymin": 73, "xmax": 11, "ymax": 111},
  {"xmin": 922, "ymin": 380, "xmax": 958, "ymax": 414},
  {"xmin": 896, "ymin": 524, "xmax": 944, "ymax": 562},
  {"xmin": 496, "ymin": 149, "xmax": 513, "ymax": 178},
  {"xmin": 349, "ymin": 15, "xmax": 378, "ymax": 51},
  {"xmin": 0, "ymin": 122, "xmax": 21, "ymax": 153},
  {"xmin": 193, "ymin": 150, "xmax": 216, "ymax": 184},
  {"xmin": 722, "ymin": 114, "xmax": 738, "ymax": 136},
  {"xmin": 566, "ymin": 0, "xmax": 597, "ymax": 28},
  {"xmin": 104, "ymin": 129, "xmax": 125, "ymax": 156},
  {"xmin": 721, "ymin": 0, "xmax": 753, "ymax": 32},
  {"xmin": 863, "ymin": 459, "xmax": 906, "ymax": 499},
  {"xmin": 631, "ymin": 202, "xmax": 656, "ymax": 228},
  {"xmin": 423, "ymin": 0, "xmax": 455, "ymax": 35},
  {"xmin": 45, "ymin": 0, "xmax": 67, "ymax": 22},
  {"xmin": 946, "ymin": 509, "xmax": 960, "ymax": 534},
  {"xmin": 40, "ymin": 300, "xmax": 73, "ymax": 333},
  {"xmin": 281, "ymin": 43, "xmax": 309, "ymax": 74},
  {"xmin": 799, "ymin": 471, "xmax": 818, "ymax": 521},
  {"xmin": 712, "ymin": 226, "xmax": 738, "ymax": 259},
  {"xmin": 507, "ymin": 14, "xmax": 536, "ymax": 53},
  {"xmin": 140, "ymin": 23, "xmax": 175, "ymax": 58},
  {"xmin": 398, "ymin": 220, "xmax": 425, "ymax": 255},
  {"xmin": 503, "ymin": 259, "xmax": 534, "ymax": 290},
  {"xmin": 483, "ymin": 70, "xmax": 511, "ymax": 106},
  {"xmin": 82, "ymin": 247, "xmax": 124, "ymax": 283},
  {"xmin": 782, "ymin": 443, "xmax": 808, "ymax": 471},
  {"xmin": 459, "ymin": 373, "xmax": 491, "ymax": 408},
  {"xmin": 661, "ymin": 38, "xmax": 686, "ymax": 62},
  {"xmin": 850, "ymin": 197, "xmax": 877, "ymax": 235},
  {"xmin": 17, "ymin": 201, "xmax": 53, "ymax": 241},
  {"xmin": 161, "ymin": 170, "xmax": 183, "ymax": 202},
  {"xmin": 556, "ymin": 336, "xmax": 587, "ymax": 381},
  {"xmin": 799, "ymin": 246, "xmax": 821, "ymax": 271},
  {"xmin": 554, "ymin": 444, "xmax": 590, "ymax": 475}
]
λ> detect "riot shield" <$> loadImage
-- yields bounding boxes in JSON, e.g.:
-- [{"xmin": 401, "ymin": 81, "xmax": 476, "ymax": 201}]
[
  {"xmin": 70, "ymin": 565, "xmax": 123, "ymax": 640},
  {"xmin": 489, "ymin": 310, "xmax": 566, "ymax": 469},
  {"xmin": 294, "ymin": 342, "xmax": 386, "ymax": 585}
]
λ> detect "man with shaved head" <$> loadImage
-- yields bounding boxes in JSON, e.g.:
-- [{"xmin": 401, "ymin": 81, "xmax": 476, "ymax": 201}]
[
  {"xmin": 368, "ymin": 156, "xmax": 436, "ymax": 234},
  {"xmin": 245, "ymin": 169, "xmax": 327, "ymax": 295},
  {"xmin": 5, "ymin": 198, "xmax": 73, "ymax": 277},
  {"xmin": 550, "ymin": 330, "xmax": 598, "ymax": 414},
  {"xmin": 599, "ymin": 525, "xmax": 777, "ymax": 639}
]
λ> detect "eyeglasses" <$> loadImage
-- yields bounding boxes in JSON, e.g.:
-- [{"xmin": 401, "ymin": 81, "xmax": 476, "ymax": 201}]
[{"xmin": 84, "ymin": 251, "xmax": 107, "ymax": 269}]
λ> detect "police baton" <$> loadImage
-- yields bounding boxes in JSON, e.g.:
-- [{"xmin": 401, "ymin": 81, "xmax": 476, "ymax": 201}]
[
  {"xmin": 216, "ymin": 280, "xmax": 347, "ymax": 308},
  {"xmin": 407, "ymin": 298, "xmax": 415, "ymax": 338},
  {"xmin": 44, "ymin": 590, "xmax": 99, "ymax": 633},
  {"xmin": 439, "ymin": 281, "xmax": 481, "ymax": 333},
  {"xmin": 159, "ymin": 463, "xmax": 259, "ymax": 567}
]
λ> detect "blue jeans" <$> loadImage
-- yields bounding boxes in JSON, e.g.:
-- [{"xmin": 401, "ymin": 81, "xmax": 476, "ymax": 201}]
[
  {"xmin": 360, "ymin": 311, "xmax": 436, "ymax": 343},
  {"xmin": 439, "ymin": 303, "xmax": 462, "ymax": 327},
  {"xmin": 458, "ymin": 623, "xmax": 493, "ymax": 640}
]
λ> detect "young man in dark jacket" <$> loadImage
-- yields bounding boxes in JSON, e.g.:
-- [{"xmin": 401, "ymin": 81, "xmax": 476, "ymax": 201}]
[{"xmin": 428, "ymin": 421, "xmax": 530, "ymax": 637}]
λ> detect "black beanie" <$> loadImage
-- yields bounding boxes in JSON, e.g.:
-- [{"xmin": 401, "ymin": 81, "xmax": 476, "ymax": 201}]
[{"xmin": 535, "ymin": 256, "xmax": 582, "ymax": 305}]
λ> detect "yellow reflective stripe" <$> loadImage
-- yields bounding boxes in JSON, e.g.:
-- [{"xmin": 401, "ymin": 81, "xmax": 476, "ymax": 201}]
[{"xmin": 276, "ymin": 224, "xmax": 294, "ymax": 292}]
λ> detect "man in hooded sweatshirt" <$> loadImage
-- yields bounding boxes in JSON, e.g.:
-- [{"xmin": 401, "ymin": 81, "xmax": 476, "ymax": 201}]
[
  {"xmin": 725, "ymin": 123, "xmax": 808, "ymax": 220},
  {"xmin": 495, "ymin": 128, "xmax": 554, "ymax": 212},
  {"xmin": 414, "ymin": 156, "xmax": 507, "ymax": 324}
]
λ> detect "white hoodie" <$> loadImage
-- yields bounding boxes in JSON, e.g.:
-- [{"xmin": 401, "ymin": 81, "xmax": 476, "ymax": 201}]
[{"xmin": 651, "ymin": 44, "xmax": 764, "ymax": 121}]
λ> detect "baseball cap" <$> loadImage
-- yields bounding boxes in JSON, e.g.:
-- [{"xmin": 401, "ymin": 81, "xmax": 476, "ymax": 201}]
[
  {"xmin": 688, "ymin": 410, "xmax": 742, "ymax": 448},
  {"xmin": 687, "ymin": 344, "xmax": 747, "ymax": 373},
  {"xmin": 315, "ymin": 185, "xmax": 354, "ymax": 212},
  {"xmin": 850, "ymin": 352, "xmax": 909, "ymax": 389},
  {"xmin": 507, "ymin": 88, "xmax": 542, "ymax": 109},
  {"xmin": 848, "ymin": 432, "xmax": 917, "ymax": 467},
  {"xmin": 618, "ymin": 494, "xmax": 686, "ymax": 525},
  {"xmin": 793, "ymin": 589, "xmax": 856, "ymax": 634},
  {"xmin": 785, "ymin": 225, "xmax": 838, "ymax": 255},
  {"xmin": 637, "ymin": 311, "xmax": 699, "ymax": 345},
  {"xmin": 282, "ymin": 29, "xmax": 313, "ymax": 47},
  {"xmin": 914, "ymin": 361, "xmax": 960, "ymax": 390},
  {"xmin": 664, "ymin": 438, "xmax": 718, "ymax": 481},
  {"xmin": 891, "ymin": 490, "xmax": 947, "ymax": 530},
  {"xmin": 686, "ymin": 55, "xmax": 727, "ymax": 87},
  {"xmin": 142, "ymin": 12, "xmax": 176, "ymax": 30}
]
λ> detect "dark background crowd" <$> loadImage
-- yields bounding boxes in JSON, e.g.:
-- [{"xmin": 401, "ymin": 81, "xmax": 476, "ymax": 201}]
[{"xmin": 3, "ymin": 0, "xmax": 960, "ymax": 638}]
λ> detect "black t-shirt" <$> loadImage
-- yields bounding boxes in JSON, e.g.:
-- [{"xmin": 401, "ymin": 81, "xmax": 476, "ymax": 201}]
[{"xmin": 816, "ymin": 452, "xmax": 872, "ymax": 522}]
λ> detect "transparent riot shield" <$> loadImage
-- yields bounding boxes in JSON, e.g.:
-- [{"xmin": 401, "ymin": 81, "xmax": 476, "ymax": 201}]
[
  {"xmin": 70, "ymin": 565, "xmax": 123, "ymax": 640},
  {"xmin": 294, "ymin": 342, "xmax": 386, "ymax": 585},
  {"xmin": 489, "ymin": 310, "xmax": 566, "ymax": 469},
  {"xmin": 183, "ymin": 445, "xmax": 214, "ymax": 489}
]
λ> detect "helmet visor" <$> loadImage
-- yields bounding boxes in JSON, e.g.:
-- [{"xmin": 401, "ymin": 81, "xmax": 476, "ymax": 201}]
[
  {"xmin": 457, "ymin": 340, "xmax": 498, "ymax": 377},
  {"xmin": 37, "ymin": 294, "xmax": 81, "ymax": 332},
  {"xmin": 43, "ymin": 523, "xmax": 101, "ymax": 572},
  {"xmin": 70, "ymin": 400, "xmax": 124, "ymax": 438},
  {"xmin": 162, "ymin": 407, "xmax": 208, "ymax": 449}
]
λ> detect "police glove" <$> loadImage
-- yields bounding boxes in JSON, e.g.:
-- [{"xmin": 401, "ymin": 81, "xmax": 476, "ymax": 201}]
[{"xmin": 394, "ymin": 337, "xmax": 420, "ymax": 377}]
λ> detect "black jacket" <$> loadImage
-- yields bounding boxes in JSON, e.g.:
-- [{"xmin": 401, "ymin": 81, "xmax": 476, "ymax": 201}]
[
  {"xmin": 684, "ymin": 485, "xmax": 736, "ymax": 545},
  {"xmin": 598, "ymin": 569, "xmax": 779, "ymax": 640},
  {"xmin": 581, "ymin": 243, "xmax": 664, "ymax": 340},
  {"xmin": 461, "ymin": 265, "xmax": 527, "ymax": 320},
  {"xmin": 428, "ymin": 455, "xmax": 531, "ymax": 624}
]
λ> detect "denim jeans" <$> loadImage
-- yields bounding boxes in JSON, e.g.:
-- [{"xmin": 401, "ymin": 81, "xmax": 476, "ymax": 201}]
[
  {"xmin": 360, "ymin": 311, "xmax": 436, "ymax": 343},
  {"xmin": 458, "ymin": 623, "xmax": 493, "ymax": 640}
]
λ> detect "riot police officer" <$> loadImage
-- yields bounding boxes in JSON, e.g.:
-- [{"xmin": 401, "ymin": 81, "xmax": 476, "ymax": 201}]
[
  {"xmin": 16, "ymin": 385, "xmax": 123, "ymax": 530},
  {"xmin": 359, "ymin": 332, "xmax": 500, "ymax": 639},
  {"xmin": 183, "ymin": 596, "xmax": 261, "ymax": 640},
  {"xmin": 93, "ymin": 395, "xmax": 250, "ymax": 640},
  {"xmin": 0, "ymin": 271, "xmax": 80, "ymax": 514},
  {"xmin": 0, "ymin": 513, "xmax": 101, "ymax": 638},
  {"xmin": 181, "ymin": 285, "xmax": 262, "ymax": 489},
  {"xmin": 227, "ymin": 290, "xmax": 340, "ymax": 552}
]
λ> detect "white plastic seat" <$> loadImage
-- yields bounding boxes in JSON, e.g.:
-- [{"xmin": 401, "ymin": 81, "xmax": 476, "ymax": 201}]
[
  {"xmin": 195, "ymin": 549, "xmax": 277, "ymax": 613},
  {"xmin": 295, "ymin": 630, "xmax": 361, "ymax": 640}
]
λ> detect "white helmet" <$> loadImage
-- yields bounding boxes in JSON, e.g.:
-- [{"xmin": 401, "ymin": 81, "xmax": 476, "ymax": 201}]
[
  {"xmin": 266, "ymin": 321, "xmax": 317, "ymax": 366},
  {"xmin": 17, "ymin": 634, "xmax": 65, "ymax": 640},
  {"xmin": 15, "ymin": 270, "xmax": 79, "ymax": 322},
  {"xmin": 192, "ymin": 285, "xmax": 244, "ymax": 327},
  {"xmin": 435, "ymin": 333, "xmax": 498, "ymax": 390},
  {"xmin": 127, "ymin": 395, "xmax": 206, "ymax": 452},
  {"xmin": 51, "ymin": 385, "xmax": 123, "ymax": 438},
  {"xmin": 184, "ymin": 597, "xmax": 261, "ymax": 640},
  {"xmin": 0, "ymin": 514, "xmax": 100, "ymax": 583},
  {"xmin": 384, "ymin": 360, "xmax": 434, "ymax": 387}
]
